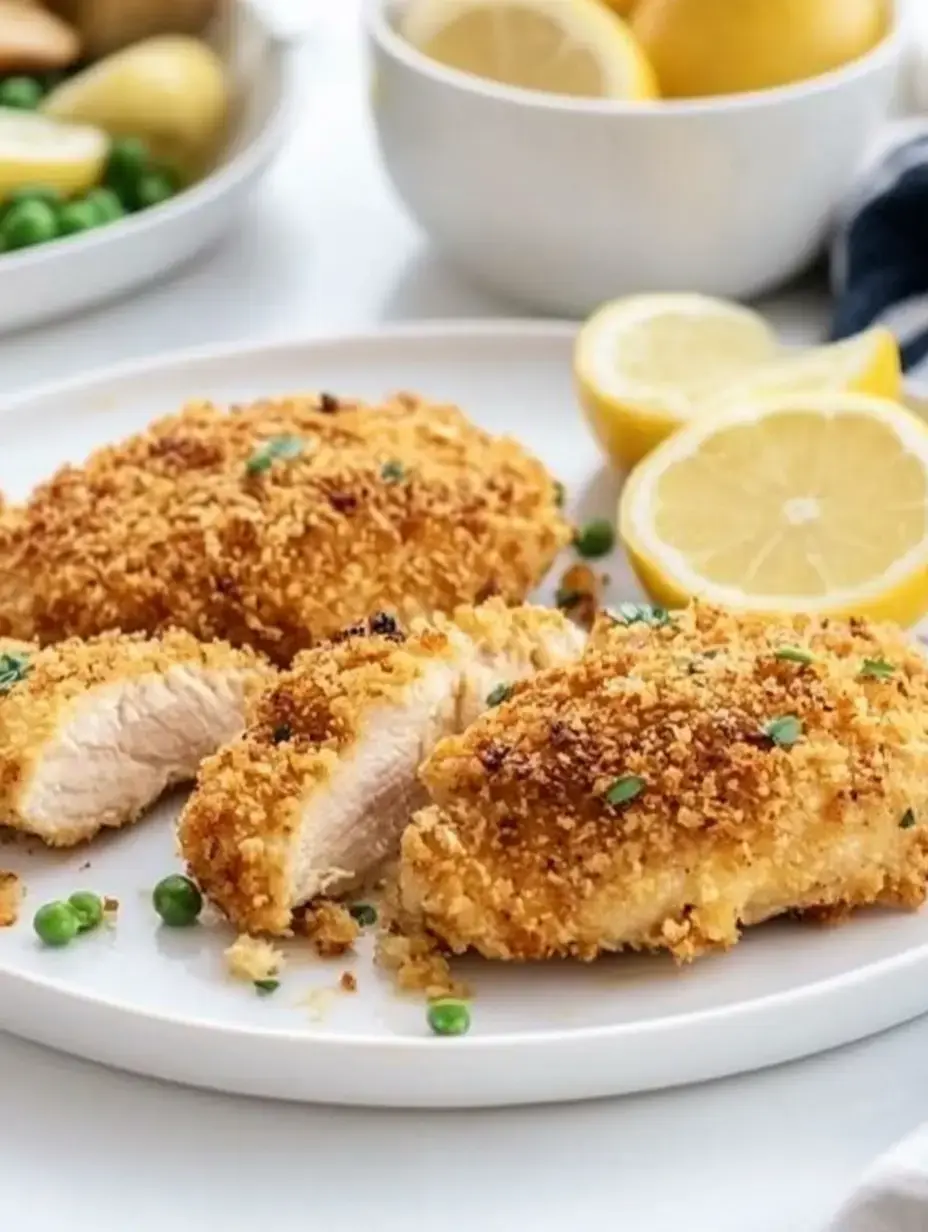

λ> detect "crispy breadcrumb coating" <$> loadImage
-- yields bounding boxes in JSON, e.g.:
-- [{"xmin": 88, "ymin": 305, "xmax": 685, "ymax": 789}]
[
  {"xmin": 295, "ymin": 900, "xmax": 360, "ymax": 958},
  {"xmin": 401, "ymin": 604, "xmax": 928, "ymax": 963},
  {"xmin": 225, "ymin": 934, "xmax": 286, "ymax": 983},
  {"xmin": 0, "ymin": 504, "xmax": 33, "ymax": 642},
  {"xmin": 0, "ymin": 629, "xmax": 267, "ymax": 846},
  {"xmin": 179, "ymin": 601, "xmax": 585, "ymax": 935},
  {"xmin": 0, "ymin": 870, "xmax": 21, "ymax": 927},
  {"xmin": 22, "ymin": 393, "xmax": 570, "ymax": 662}
]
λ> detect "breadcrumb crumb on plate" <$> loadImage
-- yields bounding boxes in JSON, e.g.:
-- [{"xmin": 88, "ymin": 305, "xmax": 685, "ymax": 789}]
[{"xmin": 3, "ymin": 326, "xmax": 928, "ymax": 1108}]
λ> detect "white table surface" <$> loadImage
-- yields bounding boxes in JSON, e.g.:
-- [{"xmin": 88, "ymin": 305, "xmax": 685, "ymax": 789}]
[{"xmin": 0, "ymin": 6, "xmax": 922, "ymax": 1231}]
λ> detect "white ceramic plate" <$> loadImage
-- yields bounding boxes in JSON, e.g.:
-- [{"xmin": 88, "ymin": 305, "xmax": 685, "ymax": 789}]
[
  {"xmin": 0, "ymin": 0, "xmax": 295, "ymax": 334},
  {"xmin": 2, "ymin": 321, "xmax": 928, "ymax": 1109}
]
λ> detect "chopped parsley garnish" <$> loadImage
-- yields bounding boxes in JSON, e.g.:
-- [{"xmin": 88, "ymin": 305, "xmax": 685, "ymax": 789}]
[
  {"xmin": 775, "ymin": 647, "xmax": 814, "ymax": 666},
  {"xmin": 349, "ymin": 903, "xmax": 378, "ymax": 928},
  {"xmin": 574, "ymin": 518, "xmax": 615, "ymax": 559},
  {"xmin": 605, "ymin": 774, "xmax": 645, "ymax": 807},
  {"xmin": 553, "ymin": 481, "xmax": 566, "ymax": 509},
  {"xmin": 272, "ymin": 723, "xmax": 292, "ymax": 745},
  {"xmin": 901, "ymin": 808, "xmax": 917, "ymax": 830},
  {"xmin": 762, "ymin": 715, "xmax": 803, "ymax": 749},
  {"xmin": 245, "ymin": 434, "xmax": 303, "ymax": 476},
  {"xmin": 609, "ymin": 602, "xmax": 672, "ymax": 629},
  {"xmin": 486, "ymin": 682, "xmax": 514, "ymax": 707},
  {"xmin": 380, "ymin": 460, "xmax": 406, "ymax": 484},
  {"xmin": 860, "ymin": 658, "xmax": 895, "ymax": 681},
  {"xmin": 0, "ymin": 651, "xmax": 29, "ymax": 695},
  {"xmin": 254, "ymin": 979, "xmax": 280, "ymax": 995},
  {"xmin": 555, "ymin": 587, "xmax": 582, "ymax": 611}
]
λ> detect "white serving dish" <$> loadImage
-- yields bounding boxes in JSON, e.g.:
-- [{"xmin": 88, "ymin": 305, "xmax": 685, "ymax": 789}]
[
  {"xmin": 4, "ymin": 321, "xmax": 928, "ymax": 1108},
  {"xmin": 0, "ymin": 0, "xmax": 296, "ymax": 335},
  {"xmin": 368, "ymin": 0, "xmax": 906, "ymax": 315}
]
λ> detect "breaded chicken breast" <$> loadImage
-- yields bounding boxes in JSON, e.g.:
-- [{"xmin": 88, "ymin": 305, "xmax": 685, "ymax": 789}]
[
  {"xmin": 401, "ymin": 604, "xmax": 928, "ymax": 963},
  {"xmin": 180, "ymin": 602, "xmax": 585, "ymax": 935},
  {"xmin": 0, "ymin": 630, "xmax": 267, "ymax": 846},
  {"xmin": 0, "ymin": 502, "xmax": 33, "ymax": 642},
  {"xmin": 18, "ymin": 393, "xmax": 569, "ymax": 662}
]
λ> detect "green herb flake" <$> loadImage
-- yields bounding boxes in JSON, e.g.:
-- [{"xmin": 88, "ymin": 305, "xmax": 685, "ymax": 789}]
[
  {"xmin": 486, "ymin": 682, "xmax": 514, "ymax": 708},
  {"xmin": 380, "ymin": 460, "xmax": 406, "ymax": 484},
  {"xmin": 272, "ymin": 723, "xmax": 292, "ymax": 745},
  {"xmin": 553, "ymin": 481, "xmax": 566, "ymax": 509},
  {"xmin": 555, "ymin": 587, "xmax": 582, "ymax": 611},
  {"xmin": 763, "ymin": 715, "xmax": 803, "ymax": 749},
  {"xmin": 774, "ymin": 647, "xmax": 814, "ymax": 666},
  {"xmin": 901, "ymin": 808, "xmax": 917, "ymax": 830},
  {"xmin": 245, "ymin": 434, "xmax": 303, "ymax": 476},
  {"xmin": 610, "ymin": 602, "xmax": 672, "ymax": 629},
  {"xmin": 605, "ymin": 774, "xmax": 645, "ymax": 807},
  {"xmin": 254, "ymin": 979, "xmax": 280, "ymax": 995},
  {"xmin": 0, "ymin": 651, "xmax": 29, "ymax": 695},
  {"xmin": 349, "ymin": 902, "xmax": 378, "ymax": 928},
  {"xmin": 860, "ymin": 658, "xmax": 895, "ymax": 681},
  {"xmin": 574, "ymin": 518, "xmax": 615, "ymax": 560}
]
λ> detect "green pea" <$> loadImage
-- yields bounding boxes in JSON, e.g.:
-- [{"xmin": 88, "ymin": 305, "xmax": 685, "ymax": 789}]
[
  {"xmin": 106, "ymin": 136, "xmax": 149, "ymax": 182},
  {"xmin": 1, "ymin": 199, "xmax": 58, "ymax": 250},
  {"xmin": 68, "ymin": 891, "xmax": 103, "ymax": 932},
  {"xmin": 0, "ymin": 77, "xmax": 43, "ymax": 110},
  {"xmin": 84, "ymin": 187, "xmax": 124, "ymax": 225},
  {"xmin": 58, "ymin": 200, "xmax": 100, "ymax": 237},
  {"xmin": 3, "ymin": 185, "xmax": 62, "ymax": 211},
  {"xmin": 349, "ymin": 902, "xmax": 377, "ymax": 928},
  {"xmin": 133, "ymin": 171, "xmax": 176, "ymax": 211},
  {"xmin": 153, "ymin": 874, "xmax": 202, "ymax": 927},
  {"xmin": 34, "ymin": 901, "xmax": 81, "ymax": 947},
  {"xmin": 427, "ymin": 998, "xmax": 471, "ymax": 1037},
  {"xmin": 574, "ymin": 517, "xmax": 615, "ymax": 559}
]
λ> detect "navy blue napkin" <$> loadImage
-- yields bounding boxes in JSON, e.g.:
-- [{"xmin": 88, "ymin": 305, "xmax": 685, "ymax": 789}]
[{"xmin": 832, "ymin": 133, "xmax": 928, "ymax": 379}]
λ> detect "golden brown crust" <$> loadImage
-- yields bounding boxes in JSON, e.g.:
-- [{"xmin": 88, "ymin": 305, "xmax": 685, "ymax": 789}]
[
  {"xmin": 0, "ymin": 870, "xmax": 21, "ymax": 927},
  {"xmin": 402, "ymin": 604, "xmax": 928, "ymax": 962},
  {"xmin": 179, "ymin": 615, "xmax": 460, "ymax": 934},
  {"xmin": 0, "ymin": 629, "xmax": 267, "ymax": 845},
  {"xmin": 23, "ymin": 394, "xmax": 570, "ymax": 662},
  {"xmin": 0, "ymin": 504, "xmax": 34, "ymax": 642}
]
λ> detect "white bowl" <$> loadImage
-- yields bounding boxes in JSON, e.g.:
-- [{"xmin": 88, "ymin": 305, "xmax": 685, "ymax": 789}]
[
  {"xmin": 368, "ymin": 0, "xmax": 905, "ymax": 315},
  {"xmin": 0, "ymin": 0, "xmax": 296, "ymax": 334}
]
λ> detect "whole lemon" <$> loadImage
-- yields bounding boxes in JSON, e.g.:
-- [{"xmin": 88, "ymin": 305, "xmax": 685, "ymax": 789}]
[{"xmin": 631, "ymin": 0, "xmax": 888, "ymax": 98}]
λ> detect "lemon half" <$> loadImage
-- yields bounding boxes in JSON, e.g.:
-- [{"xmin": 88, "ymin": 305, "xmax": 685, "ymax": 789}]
[
  {"xmin": 619, "ymin": 392, "xmax": 928, "ymax": 626},
  {"xmin": 575, "ymin": 294, "xmax": 779, "ymax": 467},
  {"xmin": 401, "ymin": 0, "xmax": 659, "ymax": 100}
]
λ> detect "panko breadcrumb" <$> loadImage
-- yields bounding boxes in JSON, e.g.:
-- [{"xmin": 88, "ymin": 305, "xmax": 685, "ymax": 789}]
[
  {"xmin": 19, "ymin": 393, "xmax": 570, "ymax": 663},
  {"xmin": 401, "ymin": 604, "xmax": 928, "ymax": 963},
  {"xmin": 224, "ymin": 933, "xmax": 286, "ymax": 983},
  {"xmin": 0, "ymin": 505, "xmax": 33, "ymax": 641},
  {"xmin": 295, "ymin": 900, "xmax": 360, "ymax": 957},
  {"xmin": 0, "ymin": 870, "xmax": 21, "ymax": 927}
]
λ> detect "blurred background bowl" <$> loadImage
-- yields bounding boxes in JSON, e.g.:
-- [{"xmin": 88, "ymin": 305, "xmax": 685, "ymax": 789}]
[
  {"xmin": 0, "ymin": 0, "xmax": 296, "ymax": 335},
  {"xmin": 368, "ymin": 0, "xmax": 905, "ymax": 316}
]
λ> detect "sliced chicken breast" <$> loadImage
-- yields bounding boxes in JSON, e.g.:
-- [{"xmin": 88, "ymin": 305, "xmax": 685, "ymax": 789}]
[
  {"xmin": 0, "ymin": 630, "xmax": 267, "ymax": 846},
  {"xmin": 401, "ymin": 604, "xmax": 928, "ymax": 963},
  {"xmin": 180, "ymin": 601, "xmax": 586, "ymax": 935}
]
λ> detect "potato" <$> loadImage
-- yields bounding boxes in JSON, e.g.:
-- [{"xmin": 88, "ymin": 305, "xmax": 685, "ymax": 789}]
[
  {"xmin": 46, "ymin": 0, "xmax": 217, "ymax": 58},
  {"xmin": 0, "ymin": 0, "xmax": 80, "ymax": 71}
]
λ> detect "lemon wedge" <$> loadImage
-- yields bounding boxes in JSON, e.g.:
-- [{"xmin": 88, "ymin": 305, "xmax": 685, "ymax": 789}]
[
  {"xmin": 712, "ymin": 328, "xmax": 902, "ymax": 408},
  {"xmin": 0, "ymin": 108, "xmax": 108, "ymax": 198},
  {"xmin": 400, "ymin": 0, "xmax": 659, "ymax": 100},
  {"xmin": 575, "ymin": 294, "xmax": 779, "ymax": 467},
  {"xmin": 619, "ymin": 392, "xmax": 928, "ymax": 626}
]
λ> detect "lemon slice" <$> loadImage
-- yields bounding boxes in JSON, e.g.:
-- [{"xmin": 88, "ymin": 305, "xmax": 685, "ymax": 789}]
[
  {"xmin": 575, "ymin": 294, "xmax": 779, "ymax": 467},
  {"xmin": 712, "ymin": 328, "xmax": 902, "ymax": 408},
  {"xmin": 400, "ymin": 0, "xmax": 659, "ymax": 100},
  {"xmin": 619, "ymin": 393, "xmax": 928, "ymax": 626},
  {"xmin": 0, "ymin": 108, "xmax": 108, "ymax": 198}
]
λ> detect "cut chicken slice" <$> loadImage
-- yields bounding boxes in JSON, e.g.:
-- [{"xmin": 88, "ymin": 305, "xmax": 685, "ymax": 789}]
[
  {"xmin": 0, "ymin": 630, "xmax": 268, "ymax": 846},
  {"xmin": 179, "ymin": 601, "xmax": 586, "ymax": 935},
  {"xmin": 401, "ymin": 603, "xmax": 928, "ymax": 963}
]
